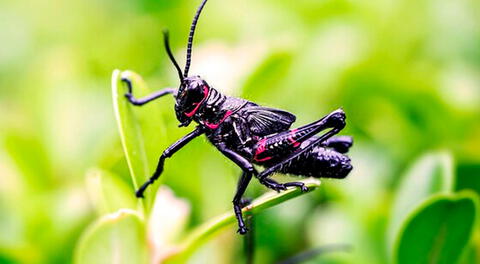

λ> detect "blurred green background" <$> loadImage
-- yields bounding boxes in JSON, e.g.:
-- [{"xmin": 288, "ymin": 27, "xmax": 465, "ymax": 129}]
[{"xmin": 1, "ymin": 0, "xmax": 479, "ymax": 263}]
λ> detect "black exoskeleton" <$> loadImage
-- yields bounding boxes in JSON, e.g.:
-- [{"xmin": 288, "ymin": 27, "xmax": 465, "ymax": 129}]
[{"xmin": 122, "ymin": 0, "xmax": 353, "ymax": 235}]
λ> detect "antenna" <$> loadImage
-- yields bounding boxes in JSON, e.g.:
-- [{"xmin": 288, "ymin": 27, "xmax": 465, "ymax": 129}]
[
  {"xmin": 163, "ymin": 30, "xmax": 184, "ymax": 82},
  {"xmin": 184, "ymin": 0, "xmax": 208, "ymax": 78}
]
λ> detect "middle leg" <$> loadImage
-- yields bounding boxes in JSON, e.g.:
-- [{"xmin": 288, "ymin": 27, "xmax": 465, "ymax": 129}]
[
  {"xmin": 214, "ymin": 143, "xmax": 259, "ymax": 234},
  {"xmin": 233, "ymin": 171, "xmax": 253, "ymax": 234}
]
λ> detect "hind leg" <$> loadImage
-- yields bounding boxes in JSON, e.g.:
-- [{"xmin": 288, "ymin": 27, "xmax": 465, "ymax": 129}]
[
  {"xmin": 233, "ymin": 171, "xmax": 253, "ymax": 234},
  {"xmin": 260, "ymin": 146, "xmax": 352, "ymax": 193},
  {"xmin": 254, "ymin": 109, "xmax": 348, "ymax": 192},
  {"xmin": 258, "ymin": 142, "xmax": 350, "ymax": 192}
]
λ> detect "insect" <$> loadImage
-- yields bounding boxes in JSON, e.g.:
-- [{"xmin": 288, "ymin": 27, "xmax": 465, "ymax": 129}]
[{"xmin": 122, "ymin": 0, "xmax": 353, "ymax": 234}]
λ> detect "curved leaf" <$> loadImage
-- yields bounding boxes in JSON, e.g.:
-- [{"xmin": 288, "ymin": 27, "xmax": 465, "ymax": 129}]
[
  {"xmin": 111, "ymin": 70, "xmax": 166, "ymax": 211},
  {"xmin": 112, "ymin": 70, "xmax": 148, "ymax": 190},
  {"xmin": 74, "ymin": 209, "xmax": 148, "ymax": 264},
  {"xmin": 388, "ymin": 152, "xmax": 454, "ymax": 249},
  {"xmin": 394, "ymin": 192, "xmax": 478, "ymax": 264},
  {"xmin": 165, "ymin": 179, "xmax": 321, "ymax": 262}
]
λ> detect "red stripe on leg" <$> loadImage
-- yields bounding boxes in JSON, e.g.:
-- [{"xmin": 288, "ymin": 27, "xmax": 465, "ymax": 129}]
[
  {"xmin": 254, "ymin": 138, "xmax": 267, "ymax": 156},
  {"xmin": 254, "ymin": 156, "xmax": 272, "ymax": 162},
  {"xmin": 253, "ymin": 138, "xmax": 271, "ymax": 162},
  {"xmin": 288, "ymin": 129, "xmax": 300, "ymax": 147}
]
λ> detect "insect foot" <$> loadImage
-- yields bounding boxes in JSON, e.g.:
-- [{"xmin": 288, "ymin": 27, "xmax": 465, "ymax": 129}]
[
  {"xmin": 283, "ymin": 182, "xmax": 309, "ymax": 192},
  {"xmin": 237, "ymin": 226, "xmax": 248, "ymax": 235},
  {"xmin": 135, "ymin": 179, "xmax": 154, "ymax": 198},
  {"xmin": 135, "ymin": 190, "xmax": 144, "ymax": 198},
  {"xmin": 259, "ymin": 178, "xmax": 287, "ymax": 192},
  {"xmin": 121, "ymin": 77, "xmax": 135, "ymax": 102}
]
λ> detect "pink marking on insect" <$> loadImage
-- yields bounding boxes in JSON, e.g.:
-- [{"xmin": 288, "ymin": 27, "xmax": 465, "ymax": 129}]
[
  {"xmin": 204, "ymin": 110, "xmax": 233, "ymax": 129},
  {"xmin": 184, "ymin": 86, "xmax": 209, "ymax": 117},
  {"xmin": 288, "ymin": 129, "xmax": 300, "ymax": 147},
  {"xmin": 253, "ymin": 138, "xmax": 271, "ymax": 162},
  {"xmin": 254, "ymin": 156, "xmax": 272, "ymax": 162},
  {"xmin": 254, "ymin": 138, "xmax": 267, "ymax": 156}
]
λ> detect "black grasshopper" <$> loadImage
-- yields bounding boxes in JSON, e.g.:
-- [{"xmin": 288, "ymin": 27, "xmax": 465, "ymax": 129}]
[{"xmin": 122, "ymin": 0, "xmax": 353, "ymax": 234}]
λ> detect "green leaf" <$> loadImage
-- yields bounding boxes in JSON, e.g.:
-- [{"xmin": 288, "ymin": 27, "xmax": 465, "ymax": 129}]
[
  {"xmin": 165, "ymin": 179, "xmax": 321, "ymax": 263},
  {"xmin": 85, "ymin": 168, "xmax": 137, "ymax": 215},
  {"xmin": 388, "ymin": 152, "xmax": 454, "ymax": 249},
  {"xmin": 74, "ymin": 209, "xmax": 148, "ymax": 264},
  {"xmin": 455, "ymin": 163, "xmax": 480, "ymax": 264},
  {"xmin": 394, "ymin": 192, "xmax": 478, "ymax": 264},
  {"xmin": 111, "ymin": 69, "xmax": 149, "ymax": 191},
  {"xmin": 111, "ymin": 69, "xmax": 166, "ymax": 211}
]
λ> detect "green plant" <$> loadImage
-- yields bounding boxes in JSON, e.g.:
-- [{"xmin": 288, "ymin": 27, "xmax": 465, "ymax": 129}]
[
  {"xmin": 73, "ymin": 70, "xmax": 323, "ymax": 263},
  {"xmin": 72, "ymin": 71, "xmax": 479, "ymax": 264}
]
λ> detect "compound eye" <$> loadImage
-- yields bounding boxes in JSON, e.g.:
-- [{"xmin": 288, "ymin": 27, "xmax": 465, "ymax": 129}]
[{"xmin": 188, "ymin": 85, "xmax": 206, "ymax": 102}]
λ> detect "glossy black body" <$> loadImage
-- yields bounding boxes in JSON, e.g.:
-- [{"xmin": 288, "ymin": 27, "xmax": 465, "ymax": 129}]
[
  {"xmin": 122, "ymin": 0, "xmax": 353, "ymax": 235},
  {"xmin": 179, "ymin": 77, "xmax": 352, "ymax": 178}
]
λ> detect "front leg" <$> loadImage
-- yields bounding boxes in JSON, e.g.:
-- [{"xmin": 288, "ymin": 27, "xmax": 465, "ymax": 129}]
[
  {"xmin": 136, "ymin": 127, "xmax": 204, "ymax": 198},
  {"xmin": 122, "ymin": 74, "xmax": 176, "ymax": 106},
  {"xmin": 216, "ymin": 143, "xmax": 258, "ymax": 234}
]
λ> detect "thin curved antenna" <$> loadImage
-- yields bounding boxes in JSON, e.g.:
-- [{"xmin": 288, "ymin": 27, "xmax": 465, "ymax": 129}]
[
  {"xmin": 163, "ymin": 30, "xmax": 184, "ymax": 82},
  {"xmin": 184, "ymin": 0, "xmax": 208, "ymax": 78}
]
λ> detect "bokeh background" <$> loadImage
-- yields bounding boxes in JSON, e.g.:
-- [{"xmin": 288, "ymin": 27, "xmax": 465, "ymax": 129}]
[{"xmin": 1, "ymin": 0, "xmax": 479, "ymax": 263}]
